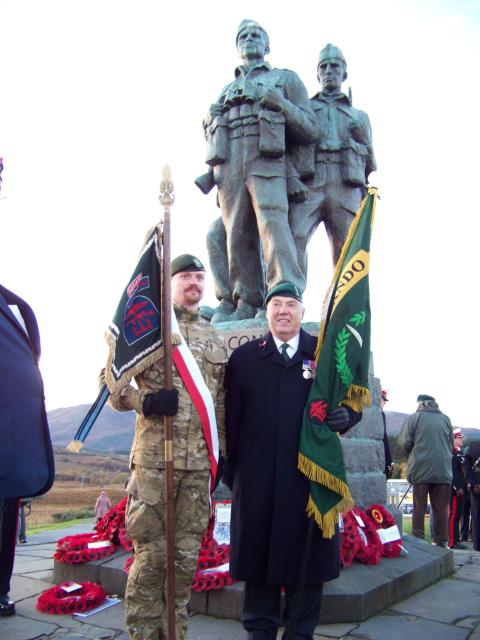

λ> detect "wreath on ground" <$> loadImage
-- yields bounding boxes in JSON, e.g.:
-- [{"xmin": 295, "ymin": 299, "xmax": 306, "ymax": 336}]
[
  {"xmin": 36, "ymin": 582, "xmax": 106, "ymax": 615},
  {"xmin": 191, "ymin": 504, "xmax": 235, "ymax": 592},
  {"xmin": 54, "ymin": 533, "xmax": 116, "ymax": 564},
  {"xmin": 95, "ymin": 496, "xmax": 133, "ymax": 552},
  {"xmin": 340, "ymin": 507, "xmax": 383, "ymax": 566},
  {"xmin": 365, "ymin": 504, "xmax": 402, "ymax": 558}
]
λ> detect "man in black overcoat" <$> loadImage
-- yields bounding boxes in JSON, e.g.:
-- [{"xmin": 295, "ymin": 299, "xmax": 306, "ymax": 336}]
[
  {"xmin": 224, "ymin": 282, "xmax": 361, "ymax": 640},
  {"xmin": 0, "ymin": 284, "xmax": 55, "ymax": 616}
]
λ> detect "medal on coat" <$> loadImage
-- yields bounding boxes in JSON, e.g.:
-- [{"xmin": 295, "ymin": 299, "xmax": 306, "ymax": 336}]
[{"xmin": 302, "ymin": 360, "xmax": 316, "ymax": 379}]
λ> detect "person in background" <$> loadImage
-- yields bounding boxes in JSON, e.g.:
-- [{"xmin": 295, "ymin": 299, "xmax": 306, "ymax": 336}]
[
  {"xmin": 399, "ymin": 394, "xmax": 453, "ymax": 547},
  {"xmin": 380, "ymin": 389, "xmax": 393, "ymax": 479},
  {"xmin": 95, "ymin": 491, "xmax": 112, "ymax": 523},
  {"xmin": 448, "ymin": 428, "xmax": 467, "ymax": 549},
  {"xmin": 462, "ymin": 439, "xmax": 480, "ymax": 551}
]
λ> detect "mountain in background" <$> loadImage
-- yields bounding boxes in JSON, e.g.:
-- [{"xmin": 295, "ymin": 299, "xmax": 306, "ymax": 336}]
[
  {"xmin": 385, "ymin": 411, "xmax": 479, "ymax": 438},
  {"xmin": 47, "ymin": 405, "xmax": 480, "ymax": 454},
  {"xmin": 48, "ymin": 404, "xmax": 135, "ymax": 454}
]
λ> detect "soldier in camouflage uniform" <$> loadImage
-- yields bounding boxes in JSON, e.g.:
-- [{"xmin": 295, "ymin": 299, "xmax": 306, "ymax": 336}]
[{"xmin": 108, "ymin": 254, "xmax": 227, "ymax": 640}]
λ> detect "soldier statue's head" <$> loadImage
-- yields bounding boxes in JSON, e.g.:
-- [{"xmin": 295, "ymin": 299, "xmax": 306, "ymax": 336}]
[
  {"xmin": 236, "ymin": 19, "xmax": 270, "ymax": 62},
  {"xmin": 317, "ymin": 43, "xmax": 347, "ymax": 94}
]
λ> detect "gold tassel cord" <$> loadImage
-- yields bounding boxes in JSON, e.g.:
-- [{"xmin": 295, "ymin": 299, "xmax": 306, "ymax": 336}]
[{"xmin": 66, "ymin": 440, "xmax": 84, "ymax": 453}]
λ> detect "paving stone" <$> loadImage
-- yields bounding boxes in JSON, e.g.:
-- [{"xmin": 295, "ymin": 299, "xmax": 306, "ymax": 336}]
[
  {"xmin": 457, "ymin": 616, "xmax": 480, "ymax": 629},
  {"xmin": 352, "ymin": 614, "xmax": 469, "ymax": 640},
  {"xmin": 186, "ymin": 614, "xmax": 244, "ymax": 639},
  {"xmin": 22, "ymin": 569, "xmax": 54, "ymax": 581},
  {"xmin": 391, "ymin": 577, "xmax": 480, "ymax": 623},
  {"xmin": 0, "ymin": 614, "xmax": 58, "ymax": 640},
  {"xmin": 13, "ymin": 557, "xmax": 55, "ymax": 573},
  {"xmin": 313, "ymin": 621, "xmax": 359, "ymax": 638},
  {"xmin": 11, "ymin": 574, "xmax": 53, "ymax": 600},
  {"xmin": 453, "ymin": 559, "xmax": 480, "ymax": 583}
]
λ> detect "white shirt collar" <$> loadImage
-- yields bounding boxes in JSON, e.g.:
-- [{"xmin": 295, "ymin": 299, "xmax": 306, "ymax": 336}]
[
  {"xmin": 8, "ymin": 304, "xmax": 28, "ymax": 334},
  {"xmin": 272, "ymin": 332, "xmax": 300, "ymax": 357}
]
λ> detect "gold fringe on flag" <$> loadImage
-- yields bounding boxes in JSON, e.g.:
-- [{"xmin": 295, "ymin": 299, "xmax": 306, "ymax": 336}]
[
  {"xmin": 298, "ymin": 452, "xmax": 355, "ymax": 538},
  {"xmin": 341, "ymin": 384, "xmax": 372, "ymax": 412}
]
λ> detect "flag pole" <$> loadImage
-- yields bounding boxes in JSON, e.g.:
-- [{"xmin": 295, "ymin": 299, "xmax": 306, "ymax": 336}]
[{"xmin": 159, "ymin": 165, "xmax": 176, "ymax": 640}]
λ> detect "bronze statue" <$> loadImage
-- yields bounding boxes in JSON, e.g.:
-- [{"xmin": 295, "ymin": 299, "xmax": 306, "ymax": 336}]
[
  {"xmin": 289, "ymin": 44, "xmax": 376, "ymax": 277},
  {"xmin": 198, "ymin": 19, "xmax": 318, "ymax": 322}
]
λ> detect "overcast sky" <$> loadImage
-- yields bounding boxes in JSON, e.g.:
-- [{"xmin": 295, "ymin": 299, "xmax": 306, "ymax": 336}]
[{"xmin": 1, "ymin": 0, "xmax": 479, "ymax": 428}]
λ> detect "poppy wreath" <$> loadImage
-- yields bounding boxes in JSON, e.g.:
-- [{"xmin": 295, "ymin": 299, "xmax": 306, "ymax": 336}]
[
  {"xmin": 95, "ymin": 497, "xmax": 133, "ymax": 551},
  {"xmin": 351, "ymin": 507, "xmax": 383, "ymax": 565},
  {"xmin": 339, "ymin": 510, "xmax": 361, "ymax": 568},
  {"xmin": 365, "ymin": 503, "xmax": 402, "ymax": 559},
  {"xmin": 124, "ymin": 555, "xmax": 134, "ymax": 574},
  {"xmin": 54, "ymin": 533, "xmax": 116, "ymax": 564},
  {"xmin": 192, "ymin": 506, "xmax": 235, "ymax": 592},
  {"xmin": 36, "ymin": 581, "xmax": 106, "ymax": 615}
]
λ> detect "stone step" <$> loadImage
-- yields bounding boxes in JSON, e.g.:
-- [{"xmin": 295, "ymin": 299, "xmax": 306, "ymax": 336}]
[{"xmin": 52, "ymin": 535, "xmax": 453, "ymax": 624}]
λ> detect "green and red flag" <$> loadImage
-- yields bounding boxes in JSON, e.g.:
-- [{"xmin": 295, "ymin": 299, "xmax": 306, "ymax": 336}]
[{"xmin": 298, "ymin": 188, "xmax": 377, "ymax": 538}]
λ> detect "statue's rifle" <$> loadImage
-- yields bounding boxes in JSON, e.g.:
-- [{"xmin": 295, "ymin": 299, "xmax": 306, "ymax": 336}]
[{"xmin": 159, "ymin": 166, "xmax": 176, "ymax": 640}]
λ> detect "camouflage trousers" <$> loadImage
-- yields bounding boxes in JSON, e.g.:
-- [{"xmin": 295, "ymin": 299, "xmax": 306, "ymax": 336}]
[{"xmin": 125, "ymin": 466, "xmax": 210, "ymax": 640}]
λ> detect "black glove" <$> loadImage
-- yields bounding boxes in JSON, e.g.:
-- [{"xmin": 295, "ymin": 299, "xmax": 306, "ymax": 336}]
[
  {"xmin": 142, "ymin": 388, "xmax": 179, "ymax": 417},
  {"xmin": 325, "ymin": 406, "xmax": 362, "ymax": 434}
]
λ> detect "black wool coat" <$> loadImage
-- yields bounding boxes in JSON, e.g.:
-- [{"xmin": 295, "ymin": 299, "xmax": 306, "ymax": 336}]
[
  {"xmin": 224, "ymin": 329, "xmax": 340, "ymax": 585},
  {"xmin": 0, "ymin": 284, "xmax": 55, "ymax": 499}
]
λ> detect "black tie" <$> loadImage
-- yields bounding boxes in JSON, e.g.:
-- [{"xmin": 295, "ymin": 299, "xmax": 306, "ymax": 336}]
[{"xmin": 281, "ymin": 343, "xmax": 290, "ymax": 362}]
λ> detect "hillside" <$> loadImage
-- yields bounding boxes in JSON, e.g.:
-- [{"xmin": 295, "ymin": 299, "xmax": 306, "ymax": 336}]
[
  {"xmin": 385, "ymin": 411, "xmax": 480, "ymax": 438},
  {"xmin": 47, "ymin": 404, "xmax": 479, "ymax": 455},
  {"xmin": 48, "ymin": 404, "xmax": 135, "ymax": 453}
]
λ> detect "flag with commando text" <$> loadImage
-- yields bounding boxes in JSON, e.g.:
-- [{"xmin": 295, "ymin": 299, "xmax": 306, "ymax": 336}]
[{"xmin": 298, "ymin": 188, "xmax": 377, "ymax": 538}]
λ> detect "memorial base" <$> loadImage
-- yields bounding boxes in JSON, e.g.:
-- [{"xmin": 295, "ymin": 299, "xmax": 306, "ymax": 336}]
[{"xmin": 53, "ymin": 536, "xmax": 453, "ymax": 624}]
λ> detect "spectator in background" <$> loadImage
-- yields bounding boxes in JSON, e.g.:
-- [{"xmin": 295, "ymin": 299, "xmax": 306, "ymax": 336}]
[
  {"xmin": 462, "ymin": 439, "xmax": 480, "ymax": 551},
  {"xmin": 448, "ymin": 428, "xmax": 467, "ymax": 549},
  {"xmin": 380, "ymin": 390, "xmax": 393, "ymax": 479},
  {"xmin": 95, "ymin": 491, "xmax": 112, "ymax": 523},
  {"xmin": 399, "ymin": 394, "xmax": 453, "ymax": 547}
]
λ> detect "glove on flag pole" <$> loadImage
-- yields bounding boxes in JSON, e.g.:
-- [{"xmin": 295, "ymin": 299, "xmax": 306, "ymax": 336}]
[{"xmin": 298, "ymin": 188, "xmax": 377, "ymax": 538}]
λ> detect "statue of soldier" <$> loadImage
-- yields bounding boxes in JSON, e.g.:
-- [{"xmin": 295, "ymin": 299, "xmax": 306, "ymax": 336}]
[
  {"xmin": 199, "ymin": 19, "xmax": 318, "ymax": 322},
  {"xmin": 289, "ymin": 44, "xmax": 376, "ymax": 277}
]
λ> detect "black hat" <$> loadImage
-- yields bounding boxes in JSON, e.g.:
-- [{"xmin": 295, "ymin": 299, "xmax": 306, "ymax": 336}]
[
  {"xmin": 264, "ymin": 282, "xmax": 303, "ymax": 306},
  {"xmin": 417, "ymin": 394, "xmax": 435, "ymax": 403},
  {"xmin": 171, "ymin": 254, "xmax": 205, "ymax": 277}
]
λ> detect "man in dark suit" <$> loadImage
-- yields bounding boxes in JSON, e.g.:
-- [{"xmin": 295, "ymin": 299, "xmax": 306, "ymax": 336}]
[
  {"xmin": 0, "ymin": 284, "xmax": 55, "ymax": 616},
  {"xmin": 224, "ymin": 282, "xmax": 361, "ymax": 640}
]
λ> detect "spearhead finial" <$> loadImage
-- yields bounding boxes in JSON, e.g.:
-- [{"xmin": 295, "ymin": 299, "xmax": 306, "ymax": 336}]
[{"xmin": 160, "ymin": 165, "xmax": 175, "ymax": 207}]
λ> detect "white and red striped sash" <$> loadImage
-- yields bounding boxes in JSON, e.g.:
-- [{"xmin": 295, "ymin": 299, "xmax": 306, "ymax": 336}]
[{"xmin": 171, "ymin": 311, "xmax": 219, "ymax": 493}]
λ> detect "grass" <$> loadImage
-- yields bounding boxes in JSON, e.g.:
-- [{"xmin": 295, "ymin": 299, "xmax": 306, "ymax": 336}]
[
  {"xmin": 402, "ymin": 515, "xmax": 432, "ymax": 543},
  {"xmin": 27, "ymin": 517, "xmax": 95, "ymax": 535}
]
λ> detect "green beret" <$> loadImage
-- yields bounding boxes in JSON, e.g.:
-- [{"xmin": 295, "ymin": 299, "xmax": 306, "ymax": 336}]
[
  {"xmin": 417, "ymin": 394, "xmax": 436, "ymax": 402},
  {"xmin": 318, "ymin": 43, "xmax": 346, "ymax": 66},
  {"xmin": 264, "ymin": 282, "xmax": 303, "ymax": 305},
  {"xmin": 171, "ymin": 254, "xmax": 205, "ymax": 277}
]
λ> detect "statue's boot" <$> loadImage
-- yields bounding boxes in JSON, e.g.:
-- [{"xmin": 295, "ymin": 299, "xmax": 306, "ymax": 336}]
[
  {"xmin": 211, "ymin": 299, "xmax": 236, "ymax": 324},
  {"xmin": 228, "ymin": 300, "xmax": 257, "ymax": 321},
  {"xmin": 255, "ymin": 308, "xmax": 266, "ymax": 319}
]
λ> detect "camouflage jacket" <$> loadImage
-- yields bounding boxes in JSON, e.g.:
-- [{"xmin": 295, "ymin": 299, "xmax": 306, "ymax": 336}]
[{"xmin": 108, "ymin": 305, "xmax": 227, "ymax": 471}]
